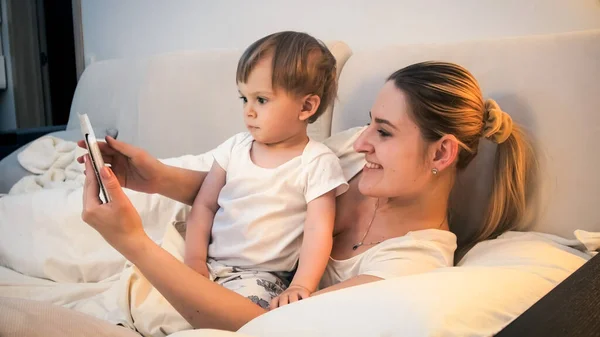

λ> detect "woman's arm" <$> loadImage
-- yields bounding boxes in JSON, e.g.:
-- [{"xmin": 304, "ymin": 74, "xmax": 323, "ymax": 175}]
[
  {"xmin": 77, "ymin": 136, "xmax": 208, "ymax": 206},
  {"xmin": 312, "ymin": 275, "xmax": 382, "ymax": 296},
  {"xmin": 81, "ymin": 158, "xmax": 264, "ymax": 330},
  {"xmin": 129, "ymin": 237, "xmax": 266, "ymax": 330},
  {"xmin": 157, "ymin": 165, "xmax": 208, "ymax": 206}
]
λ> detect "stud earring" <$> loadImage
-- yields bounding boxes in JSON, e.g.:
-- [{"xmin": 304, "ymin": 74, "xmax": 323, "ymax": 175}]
[{"xmin": 432, "ymin": 168, "xmax": 438, "ymax": 175}]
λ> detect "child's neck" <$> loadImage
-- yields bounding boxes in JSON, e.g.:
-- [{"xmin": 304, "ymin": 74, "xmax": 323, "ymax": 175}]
[
  {"xmin": 250, "ymin": 131, "xmax": 309, "ymax": 169},
  {"xmin": 262, "ymin": 131, "xmax": 309, "ymax": 150}
]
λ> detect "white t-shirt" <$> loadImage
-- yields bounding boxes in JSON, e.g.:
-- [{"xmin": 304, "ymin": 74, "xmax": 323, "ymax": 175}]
[
  {"xmin": 320, "ymin": 229, "xmax": 457, "ymax": 289},
  {"xmin": 208, "ymin": 132, "xmax": 348, "ymax": 273},
  {"xmin": 319, "ymin": 127, "xmax": 457, "ymax": 288}
]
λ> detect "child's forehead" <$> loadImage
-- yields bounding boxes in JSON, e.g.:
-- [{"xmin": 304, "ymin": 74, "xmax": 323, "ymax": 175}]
[{"xmin": 238, "ymin": 56, "xmax": 274, "ymax": 92}]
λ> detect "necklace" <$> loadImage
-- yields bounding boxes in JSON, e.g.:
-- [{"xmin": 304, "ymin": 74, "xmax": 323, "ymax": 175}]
[
  {"xmin": 351, "ymin": 199, "xmax": 447, "ymax": 251},
  {"xmin": 352, "ymin": 199, "xmax": 381, "ymax": 250}
]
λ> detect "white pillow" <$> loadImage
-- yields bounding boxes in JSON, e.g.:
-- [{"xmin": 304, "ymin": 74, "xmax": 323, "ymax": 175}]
[{"xmin": 238, "ymin": 232, "xmax": 588, "ymax": 337}]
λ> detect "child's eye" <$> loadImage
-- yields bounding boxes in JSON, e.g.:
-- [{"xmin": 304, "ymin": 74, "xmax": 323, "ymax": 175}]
[
  {"xmin": 257, "ymin": 97, "xmax": 268, "ymax": 104},
  {"xmin": 239, "ymin": 96, "xmax": 248, "ymax": 104}
]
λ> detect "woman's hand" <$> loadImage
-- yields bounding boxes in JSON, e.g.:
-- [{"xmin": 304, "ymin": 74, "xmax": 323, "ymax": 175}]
[
  {"xmin": 270, "ymin": 284, "xmax": 312, "ymax": 309},
  {"xmin": 81, "ymin": 155, "xmax": 148, "ymax": 255},
  {"xmin": 78, "ymin": 136, "xmax": 165, "ymax": 194}
]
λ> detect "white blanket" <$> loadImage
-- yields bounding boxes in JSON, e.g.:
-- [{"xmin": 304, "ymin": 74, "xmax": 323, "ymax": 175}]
[{"xmin": 9, "ymin": 136, "xmax": 88, "ymax": 195}]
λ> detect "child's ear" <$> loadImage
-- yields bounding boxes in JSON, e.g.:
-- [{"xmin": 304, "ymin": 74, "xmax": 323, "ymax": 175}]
[{"xmin": 299, "ymin": 95, "xmax": 321, "ymax": 122}]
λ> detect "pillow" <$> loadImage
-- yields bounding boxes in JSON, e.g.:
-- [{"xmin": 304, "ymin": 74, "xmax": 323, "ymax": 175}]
[
  {"xmin": 238, "ymin": 233, "xmax": 587, "ymax": 337},
  {"xmin": 306, "ymin": 41, "xmax": 353, "ymax": 141}
]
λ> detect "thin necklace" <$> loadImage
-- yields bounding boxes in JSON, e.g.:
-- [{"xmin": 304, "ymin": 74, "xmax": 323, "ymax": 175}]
[
  {"xmin": 352, "ymin": 199, "xmax": 380, "ymax": 250},
  {"xmin": 352, "ymin": 199, "xmax": 447, "ymax": 250}
]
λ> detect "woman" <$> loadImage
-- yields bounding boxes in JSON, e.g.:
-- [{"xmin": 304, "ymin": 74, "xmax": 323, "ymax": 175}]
[{"xmin": 80, "ymin": 61, "xmax": 536, "ymax": 331}]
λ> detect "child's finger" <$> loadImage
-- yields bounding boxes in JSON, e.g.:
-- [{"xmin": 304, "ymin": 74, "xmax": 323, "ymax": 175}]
[
  {"xmin": 297, "ymin": 289, "xmax": 309, "ymax": 300},
  {"xmin": 288, "ymin": 292, "xmax": 300, "ymax": 303},
  {"xmin": 270, "ymin": 296, "xmax": 280, "ymax": 310},
  {"xmin": 279, "ymin": 293, "xmax": 289, "ymax": 307}
]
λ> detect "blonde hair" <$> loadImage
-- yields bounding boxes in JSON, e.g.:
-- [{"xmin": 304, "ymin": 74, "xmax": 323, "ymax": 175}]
[
  {"xmin": 236, "ymin": 31, "xmax": 337, "ymax": 123},
  {"xmin": 387, "ymin": 61, "xmax": 538, "ymax": 250}
]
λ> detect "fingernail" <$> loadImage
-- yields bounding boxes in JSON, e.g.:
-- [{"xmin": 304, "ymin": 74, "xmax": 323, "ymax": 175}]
[
  {"xmin": 83, "ymin": 155, "xmax": 87, "ymax": 163},
  {"xmin": 101, "ymin": 167, "xmax": 112, "ymax": 179}
]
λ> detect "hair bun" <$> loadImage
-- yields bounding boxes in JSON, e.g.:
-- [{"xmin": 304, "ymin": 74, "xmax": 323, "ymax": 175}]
[{"xmin": 483, "ymin": 99, "xmax": 513, "ymax": 144}]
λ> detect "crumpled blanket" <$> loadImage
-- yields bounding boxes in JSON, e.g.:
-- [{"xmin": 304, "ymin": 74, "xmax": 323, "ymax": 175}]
[{"xmin": 9, "ymin": 136, "xmax": 88, "ymax": 195}]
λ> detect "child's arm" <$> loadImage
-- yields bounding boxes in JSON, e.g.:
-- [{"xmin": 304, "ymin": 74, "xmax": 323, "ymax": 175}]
[
  {"xmin": 270, "ymin": 190, "xmax": 336, "ymax": 308},
  {"xmin": 184, "ymin": 161, "xmax": 226, "ymax": 277}
]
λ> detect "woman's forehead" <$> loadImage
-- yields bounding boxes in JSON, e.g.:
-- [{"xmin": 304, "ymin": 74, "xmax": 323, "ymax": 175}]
[{"xmin": 371, "ymin": 82, "xmax": 412, "ymax": 126}]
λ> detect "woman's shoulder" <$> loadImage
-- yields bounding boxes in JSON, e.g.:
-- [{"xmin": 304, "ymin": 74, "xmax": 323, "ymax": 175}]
[
  {"xmin": 364, "ymin": 229, "xmax": 457, "ymax": 264},
  {"xmin": 376, "ymin": 229, "xmax": 457, "ymax": 251}
]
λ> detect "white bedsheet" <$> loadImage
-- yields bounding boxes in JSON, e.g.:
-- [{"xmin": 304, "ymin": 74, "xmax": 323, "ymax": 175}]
[{"xmin": 0, "ymin": 152, "xmax": 214, "ymax": 335}]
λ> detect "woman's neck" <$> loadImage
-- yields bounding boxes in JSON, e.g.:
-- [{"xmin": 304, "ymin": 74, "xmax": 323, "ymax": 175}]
[{"xmin": 375, "ymin": 182, "xmax": 452, "ymax": 234}]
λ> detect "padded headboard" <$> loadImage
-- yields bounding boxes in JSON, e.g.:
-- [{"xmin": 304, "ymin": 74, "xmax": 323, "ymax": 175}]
[
  {"xmin": 332, "ymin": 30, "xmax": 600, "ymax": 240},
  {"xmin": 68, "ymin": 42, "xmax": 352, "ymax": 159}
]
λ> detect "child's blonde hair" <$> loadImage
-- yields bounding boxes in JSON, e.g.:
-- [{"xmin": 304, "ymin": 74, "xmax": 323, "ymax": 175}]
[{"xmin": 236, "ymin": 31, "xmax": 337, "ymax": 123}]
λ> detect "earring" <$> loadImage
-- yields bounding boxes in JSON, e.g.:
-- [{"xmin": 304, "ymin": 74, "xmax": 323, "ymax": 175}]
[{"xmin": 432, "ymin": 168, "xmax": 438, "ymax": 175}]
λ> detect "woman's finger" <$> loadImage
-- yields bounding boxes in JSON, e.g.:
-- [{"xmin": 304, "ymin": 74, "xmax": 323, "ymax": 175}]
[
  {"xmin": 270, "ymin": 295, "xmax": 280, "ymax": 310},
  {"xmin": 82, "ymin": 155, "xmax": 102, "ymax": 209},
  {"xmin": 77, "ymin": 153, "xmax": 114, "ymax": 165},
  {"xmin": 105, "ymin": 136, "xmax": 138, "ymax": 158},
  {"xmin": 78, "ymin": 139, "xmax": 119, "ymax": 155}
]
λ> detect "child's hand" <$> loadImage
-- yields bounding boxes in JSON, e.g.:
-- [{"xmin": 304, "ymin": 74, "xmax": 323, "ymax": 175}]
[
  {"xmin": 270, "ymin": 284, "xmax": 312, "ymax": 309},
  {"xmin": 195, "ymin": 262, "xmax": 210, "ymax": 279},
  {"xmin": 186, "ymin": 258, "xmax": 210, "ymax": 278}
]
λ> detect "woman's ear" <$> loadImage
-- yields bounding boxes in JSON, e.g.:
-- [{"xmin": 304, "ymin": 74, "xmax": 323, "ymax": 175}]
[
  {"xmin": 298, "ymin": 94, "xmax": 321, "ymax": 121},
  {"xmin": 431, "ymin": 134, "xmax": 459, "ymax": 172}
]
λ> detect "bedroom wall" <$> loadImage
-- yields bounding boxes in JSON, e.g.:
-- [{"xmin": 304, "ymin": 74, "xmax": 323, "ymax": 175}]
[{"xmin": 80, "ymin": 0, "xmax": 600, "ymax": 62}]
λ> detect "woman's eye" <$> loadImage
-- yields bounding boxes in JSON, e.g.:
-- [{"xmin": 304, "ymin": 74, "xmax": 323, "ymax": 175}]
[
  {"xmin": 377, "ymin": 129, "xmax": 391, "ymax": 137},
  {"xmin": 257, "ymin": 97, "xmax": 267, "ymax": 104},
  {"xmin": 239, "ymin": 96, "xmax": 248, "ymax": 104}
]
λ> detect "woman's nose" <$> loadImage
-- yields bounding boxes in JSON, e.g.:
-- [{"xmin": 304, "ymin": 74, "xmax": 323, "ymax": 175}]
[{"xmin": 353, "ymin": 128, "xmax": 374, "ymax": 154}]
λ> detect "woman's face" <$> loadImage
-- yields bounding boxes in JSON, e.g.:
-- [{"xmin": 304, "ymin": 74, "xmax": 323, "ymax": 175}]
[{"xmin": 353, "ymin": 81, "xmax": 432, "ymax": 201}]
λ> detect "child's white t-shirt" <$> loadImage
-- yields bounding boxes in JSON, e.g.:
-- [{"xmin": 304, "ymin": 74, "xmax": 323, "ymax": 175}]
[{"xmin": 207, "ymin": 132, "xmax": 348, "ymax": 273}]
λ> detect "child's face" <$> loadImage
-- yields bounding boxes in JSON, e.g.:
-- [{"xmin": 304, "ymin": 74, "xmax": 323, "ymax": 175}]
[{"xmin": 237, "ymin": 56, "xmax": 306, "ymax": 145}]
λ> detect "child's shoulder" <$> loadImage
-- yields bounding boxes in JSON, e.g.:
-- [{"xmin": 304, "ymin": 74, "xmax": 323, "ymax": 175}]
[{"xmin": 301, "ymin": 139, "xmax": 339, "ymax": 165}]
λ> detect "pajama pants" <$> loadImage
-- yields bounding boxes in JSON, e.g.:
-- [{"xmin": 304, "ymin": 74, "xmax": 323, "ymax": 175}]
[{"xmin": 207, "ymin": 259, "xmax": 290, "ymax": 310}]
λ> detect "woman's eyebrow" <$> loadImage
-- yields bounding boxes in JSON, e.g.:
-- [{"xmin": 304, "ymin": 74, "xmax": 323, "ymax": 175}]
[{"xmin": 369, "ymin": 111, "xmax": 398, "ymax": 130}]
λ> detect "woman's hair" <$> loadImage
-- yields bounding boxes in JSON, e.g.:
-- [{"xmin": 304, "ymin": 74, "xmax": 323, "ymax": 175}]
[
  {"xmin": 387, "ymin": 61, "xmax": 537, "ymax": 249},
  {"xmin": 236, "ymin": 31, "xmax": 337, "ymax": 123}
]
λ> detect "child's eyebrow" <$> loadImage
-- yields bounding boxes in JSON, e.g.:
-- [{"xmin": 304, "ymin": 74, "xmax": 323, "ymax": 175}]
[{"xmin": 238, "ymin": 90, "xmax": 274, "ymax": 96}]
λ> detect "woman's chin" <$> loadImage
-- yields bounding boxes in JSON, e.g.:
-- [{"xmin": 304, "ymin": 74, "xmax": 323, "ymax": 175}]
[{"xmin": 358, "ymin": 172, "xmax": 382, "ymax": 196}]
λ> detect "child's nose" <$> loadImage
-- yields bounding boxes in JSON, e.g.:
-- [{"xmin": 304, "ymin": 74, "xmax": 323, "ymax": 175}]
[{"xmin": 245, "ymin": 105, "xmax": 256, "ymax": 118}]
